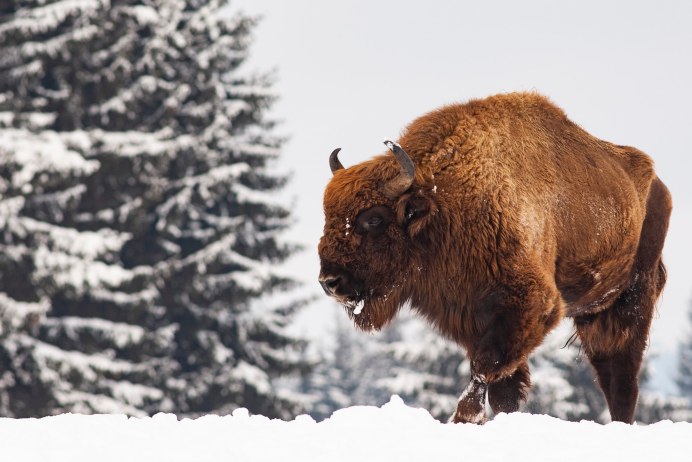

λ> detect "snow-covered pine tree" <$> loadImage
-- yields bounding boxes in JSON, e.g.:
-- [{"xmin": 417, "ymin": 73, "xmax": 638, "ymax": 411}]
[
  {"xmin": 376, "ymin": 314, "xmax": 471, "ymax": 421},
  {"xmin": 300, "ymin": 313, "xmax": 406, "ymax": 420},
  {"xmin": 676, "ymin": 302, "xmax": 692, "ymax": 400},
  {"xmin": 627, "ymin": 343, "xmax": 692, "ymax": 423},
  {"xmin": 525, "ymin": 329, "xmax": 608, "ymax": 422},
  {"xmin": 363, "ymin": 317, "xmax": 601, "ymax": 423},
  {"xmin": 0, "ymin": 0, "xmax": 307, "ymax": 418},
  {"xmin": 305, "ymin": 312, "xmax": 690, "ymax": 423},
  {"xmin": 639, "ymin": 300, "xmax": 692, "ymax": 422},
  {"xmin": 353, "ymin": 316, "xmax": 408, "ymax": 407},
  {"xmin": 528, "ymin": 326, "xmax": 691, "ymax": 423},
  {"xmin": 299, "ymin": 315, "xmax": 366, "ymax": 420},
  {"xmin": 635, "ymin": 390, "xmax": 692, "ymax": 423},
  {"xmin": 377, "ymin": 320, "xmax": 608, "ymax": 423}
]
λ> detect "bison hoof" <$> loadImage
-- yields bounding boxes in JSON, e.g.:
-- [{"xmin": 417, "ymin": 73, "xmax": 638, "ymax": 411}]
[
  {"xmin": 449, "ymin": 408, "xmax": 488, "ymax": 425},
  {"xmin": 450, "ymin": 374, "xmax": 488, "ymax": 424}
]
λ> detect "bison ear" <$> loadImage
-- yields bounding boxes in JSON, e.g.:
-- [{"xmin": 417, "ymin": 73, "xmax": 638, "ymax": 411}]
[{"xmin": 396, "ymin": 194, "xmax": 437, "ymax": 237}]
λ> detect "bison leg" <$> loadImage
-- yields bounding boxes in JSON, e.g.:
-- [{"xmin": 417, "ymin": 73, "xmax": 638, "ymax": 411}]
[
  {"xmin": 575, "ymin": 263, "xmax": 663, "ymax": 423},
  {"xmin": 576, "ymin": 177, "xmax": 670, "ymax": 423},
  {"xmin": 487, "ymin": 361, "xmax": 530, "ymax": 414},
  {"xmin": 582, "ymin": 350, "xmax": 615, "ymax": 411},
  {"xmin": 450, "ymin": 375, "xmax": 488, "ymax": 424},
  {"xmin": 450, "ymin": 364, "xmax": 530, "ymax": 423},
  {"xmin": 453, "ymin": 273, "xmax": 560, "ymax": 424},
  {"xmin": 608, "ymin": 348, "xmax": 646, "ymax": 423},
  {"xmin": 471, "ymin": 280, "xmax": 562, "ymax": 383}
]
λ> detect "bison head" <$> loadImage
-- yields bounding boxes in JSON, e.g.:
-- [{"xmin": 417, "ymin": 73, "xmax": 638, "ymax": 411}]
[{"xmin": 318, "ymin": 141, "xmax": 439, "ymax": 331}]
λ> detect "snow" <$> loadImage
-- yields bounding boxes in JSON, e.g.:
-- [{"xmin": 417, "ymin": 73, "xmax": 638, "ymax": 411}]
[
  {"xmin": 383, "ymin": 139, "xmax": 397, "ymax": 149},
  {"xmin": 105, "ymin": 380, "xmax": 166, "ymax": 409},
  {"xmin": 231, "ymin": 361, "xmax": 271, "ymax": 396},
  {"xmin": 0, "ymin": 128, "xmax": 99, "ymax": 191},
  {"xmin": 129, "ymin": 5, "xmax": 159, "ymax": 25},
  {"xmin": 0, "ymin": 0, "xmax": 106, "ymax": 38},
  {"xmin": 14, "ymin": 216, "xmax": 130, "ymax": 259},
  {"xmin": 33, "ymin": 246, "xmax": 133, "ymax": 293},
  {"xmin": 0, "ymin": 293, "xmax": 50, "ymax": 334},
  {"xmin": 42, "ymin": 317, "xmax": 147, "ymax": 349},
  {"xmin": 0, "ymin": 396, "xmax": 689, "ymax": 462},
  {"xmin": 92, "ymin": 130, "xmax": 191, "ymax": 158},
  {"xmin": 31, "ymin": 336, "xmax": 142, "ymax": 380}
]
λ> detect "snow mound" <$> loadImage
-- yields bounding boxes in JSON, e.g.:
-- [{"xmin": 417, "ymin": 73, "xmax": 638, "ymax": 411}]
[{"xmin": 0, "ymin": 396, "xmax": 689, "ymax": 462}]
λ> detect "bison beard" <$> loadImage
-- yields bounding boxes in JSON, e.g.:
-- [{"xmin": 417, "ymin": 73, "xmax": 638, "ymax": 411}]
[
  {"xmin": 341, "ymin": 270, "xmax": 413, "ymax": 332},
  {"xmin": 318, "ymin": 92, "xmax": 672, "ymax": 424}
]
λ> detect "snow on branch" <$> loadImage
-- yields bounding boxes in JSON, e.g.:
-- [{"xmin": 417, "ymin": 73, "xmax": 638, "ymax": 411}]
[
  {"xmin": 0, "ymin": 293, "xmax": 50, "ymax": 336},
  {"xmin": 0, "ymin": 0, "xmax": 106, "ymax": 39},
  {"xmin": 93, "ymin": 130, "xmax": 195, "ymax": 158},
  {"xmin": 0, "ymin": 129, "xmax": 99, "ymax": 192},
  {"xmin": 9, "ymin": 215, "xmax": 130, "ymax": 260},
  {"xmin": 42, "ymin": 316, "xmax": 146, "ymax": 349},
  {"xmin": 125, "ymin": 5, "xmax": 159, "ymax": 26},
  {"xmin": 53, "ymin": 389, "xmax": 149, "ymax": 417},
  {"xmin": 2, "ymin": 24, "xmax": 99, "ymax": 69},
  {"xmin": 231, "ymin": 360, "xmax": 271, "ymax": 396},
  {"xmin": 27, "ymin": 335, "xmax": 144, "ymax": 380},
  {"xmin": 33, "ymin": 246, "xmax": 134, "ymax": 294}
]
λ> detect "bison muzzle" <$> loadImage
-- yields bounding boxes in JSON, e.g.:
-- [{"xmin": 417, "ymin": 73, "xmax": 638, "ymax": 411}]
[{"xmin": 317, "ymin": 92, "xmax": 672, "ymax": 424}]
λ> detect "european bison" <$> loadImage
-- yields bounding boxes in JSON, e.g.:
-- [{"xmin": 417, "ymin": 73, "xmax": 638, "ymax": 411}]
[{"xmin": 317, "ymin": 92, "xmax": 671, "ymax": 423}]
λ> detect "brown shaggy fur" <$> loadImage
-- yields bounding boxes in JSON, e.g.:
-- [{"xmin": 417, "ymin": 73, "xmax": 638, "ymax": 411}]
[{"xmin": 318, "ymin": 92, "xmax": 672, "ymax": 424}]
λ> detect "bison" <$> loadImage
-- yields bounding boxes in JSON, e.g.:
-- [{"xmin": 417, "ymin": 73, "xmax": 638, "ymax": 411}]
[{"xmin": 317, "ymin": 92, "xmax": 671, "ymax": 424}]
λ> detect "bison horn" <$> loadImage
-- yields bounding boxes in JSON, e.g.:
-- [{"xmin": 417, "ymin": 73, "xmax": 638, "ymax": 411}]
[
  {"xmin": 383, "ymin": 140, "xmax": 415, "ymax": 198},
  {"xmin": 330, "ymin": 148, "xmax": 344, "ymax": 173}
]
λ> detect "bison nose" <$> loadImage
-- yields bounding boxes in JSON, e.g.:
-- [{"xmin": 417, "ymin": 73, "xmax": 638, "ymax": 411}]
[{"xmin": 319, "ymin": 275, "xmax": 342, "ymax": 296}]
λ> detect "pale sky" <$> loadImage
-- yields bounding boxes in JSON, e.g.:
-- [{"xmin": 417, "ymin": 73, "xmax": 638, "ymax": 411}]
[{"xmin": 229, "ymin": 0, "xmax": 692, "ymax": 387}]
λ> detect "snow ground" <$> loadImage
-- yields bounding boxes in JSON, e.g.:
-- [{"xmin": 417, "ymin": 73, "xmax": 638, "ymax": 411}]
[{"xmin": 1, "ymin": 396, "xmax": 689, "ymax": 462}]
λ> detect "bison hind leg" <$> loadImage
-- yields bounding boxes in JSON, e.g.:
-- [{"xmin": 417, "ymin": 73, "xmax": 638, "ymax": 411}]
[
  {"xmin": 574, "ymin": 268, "xmax": 659, "ymax": 423},
  {"xmin": 575, "ymin": 260, "xmax": 667, "ymax": 423},
  {"xmin": 575, "ymin": 177, "xmax": 671, "ymax": 423}
]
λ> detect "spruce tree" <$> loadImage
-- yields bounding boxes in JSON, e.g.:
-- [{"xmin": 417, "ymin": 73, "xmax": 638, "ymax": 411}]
[
  {"xmin": 528, "ymin": 328, "xmax": 691, "ymax": 423},
  {"xmin": 301, "ymin": 314, "xmax": 405, "ymax": 420},
  {"xmin": 379, "ymin": 322, "xmax": 606, "ymax": 422},
  {"xmin": 525, "ymin": 331, "xmax": 608, "ymax": 422},
  {"xmin": 376, "ymin": 315, "xmax": 471, "ymax": 421},
  {"xmin": 300, "ymin": 315, "xmax": 367, "ymax": 420},
  {"xmin": 0, "ymin": 0, "xmax": 306, "ymax": 418},
  {"xmin": 305, "ymin": 313, "xmax": 691, "ymax": 422},
  {"xmin": 677, "ymin": 302, "xmax": 692, "ymax": 399},
  {"xmin": 305, "ymin": 313, "xmax": 470, "ymax": 422}
]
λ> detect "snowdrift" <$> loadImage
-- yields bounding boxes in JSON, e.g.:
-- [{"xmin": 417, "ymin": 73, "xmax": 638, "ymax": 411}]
[{"xmin": 1, "ymin": 396, "xmax": 689, "ymax": 462}]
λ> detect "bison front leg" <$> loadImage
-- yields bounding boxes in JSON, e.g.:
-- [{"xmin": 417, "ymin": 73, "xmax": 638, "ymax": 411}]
[
  {"xmin": 450, "ymin": 374, "xmax": 488, "ymax": 424},
  {"xmin": 450, "ymin": 363, "xmax": 530, "ymax": 423},
  {"xmin": 474, "ymin": 276, "xmax": 562, "ymax": 380},
  {"xmin": 461, "ymin": 279, "xmax": 562, "ymax": 420}
]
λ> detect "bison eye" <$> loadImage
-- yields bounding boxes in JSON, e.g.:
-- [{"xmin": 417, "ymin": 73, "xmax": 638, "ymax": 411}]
[
  {"xmin": 356, "ymin": 205, "xmax": 392, "ymax": 236},
  {"xmin": 366, "ymin": 216, "xmax": 383, "ymax": 228}
]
